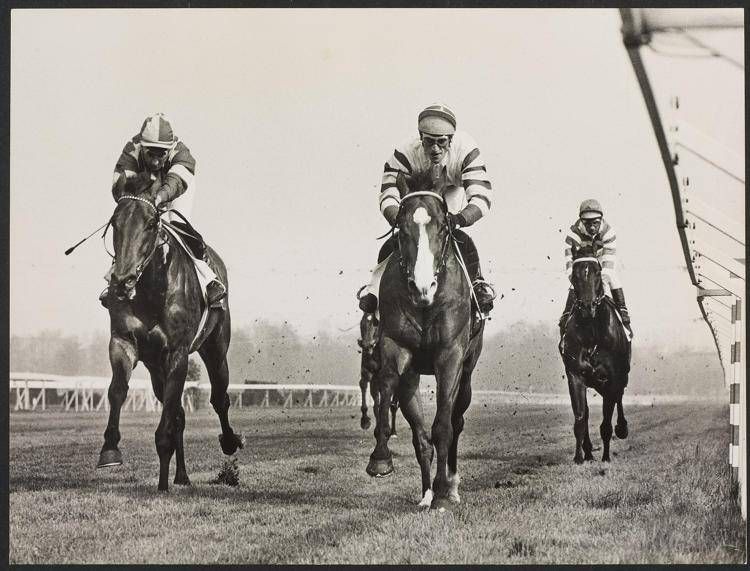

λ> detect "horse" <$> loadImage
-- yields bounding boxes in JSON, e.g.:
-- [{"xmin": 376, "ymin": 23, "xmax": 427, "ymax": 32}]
[
  {"xmin": 97, "ymin": 172, "xmax": 244, "ymax": 491},
  {"xmin": 559, "ymin": 244, "xmax": 631, "ymax": 464},
  {"xmin": 366, "ymin": 167, "xmax": 484, "ymax": 511},
  {"xmin": 357, "ymin": 312, "xmax": 398, "ymax": 436}
]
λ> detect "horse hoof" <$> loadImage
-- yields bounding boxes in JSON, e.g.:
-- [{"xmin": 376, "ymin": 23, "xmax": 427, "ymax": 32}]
[
  {"xmin": 219, "ymin": 433, "xmax": 244, "ymax": 456},
  {"xmin": 97, "ymin": 449, "xmax": 123, "ymax": 468},
  {"xmin": 366, "ymin": 456, "xmax": 394, "ymax": 478},
  {"xmin": 391, "ymin": 433, "xmax": 398, "ymax": 439},
  {"xmin": 174, "ymin": 475, "xmax": 192, "ymax": 486},
  {"xmin": 430, "ymin": 496, "xmax": 455, "ymax": 511},
  {"xmin": 615, "ymin": 424, "xmax": 628, "ymax": 439},
  {"xmin": 361, "ymin": 417, "xmax": 371, "ymax": 430},
  {"xmin": 602, "ymin": 456, "xmax": 611, "ymax": 463}
]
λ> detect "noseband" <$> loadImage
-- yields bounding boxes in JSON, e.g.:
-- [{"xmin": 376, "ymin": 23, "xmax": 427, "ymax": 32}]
[
  {"xmin": 113, "ymin": 195, "xmax": 166, "ymax": 296},
  {"xmin": 397, "ymin": 191, "xmax": 451, "ymax": 279}
]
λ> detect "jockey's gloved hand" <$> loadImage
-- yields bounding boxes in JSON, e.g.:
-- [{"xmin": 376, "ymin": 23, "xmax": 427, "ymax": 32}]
[
  {"xmin": 447, "ymin": 212, "xmax": 468, "ymax": 231},
  {"xmin": 383, "ymin": 205, "xmax": 399, "ymax": 227},
  {"xmin": 154, "ymin": 186, "xmax": 171, "ymax": 209}
]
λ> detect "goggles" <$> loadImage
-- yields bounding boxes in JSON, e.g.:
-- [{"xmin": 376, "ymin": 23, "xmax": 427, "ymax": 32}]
[
  {"xmin": 420, "ymin": 133, "xmax": 452, "ymax": 148},
  {"xmin": 143, "ymin": 146, "xmax": 169, "ymax": 158}
]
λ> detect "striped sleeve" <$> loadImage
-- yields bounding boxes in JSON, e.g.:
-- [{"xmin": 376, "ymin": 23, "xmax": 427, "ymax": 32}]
[
  {"xmin": 378, "ymin": 147, "xmax": 413, "ymax": 216},
  {"xmin": 460, "ymin": 146, "xmax": 493, "ymax": 219},
  {"xmin": 160, "ymin": 142, "xmax": 196, "ymax": 203},
  {"xmin": 599, "ymin": 226, "xmax": 617, "ymax": 270},
  {"xmin": 564, "ymin": 232, "xmax": 581, "ymax": 275}
]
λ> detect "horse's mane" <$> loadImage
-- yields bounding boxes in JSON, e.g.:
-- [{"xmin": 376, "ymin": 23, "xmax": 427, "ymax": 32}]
[
  {"xmin": 404, "ymin": 169, "xmax": 437, "ymax": 195},
  {"xmin": 573, "ymin": 244, "xmax": 598, "ymax": 260},
  {"xmin": 122, "ymin": 172, "xmax": 156, "ymax": 198}
]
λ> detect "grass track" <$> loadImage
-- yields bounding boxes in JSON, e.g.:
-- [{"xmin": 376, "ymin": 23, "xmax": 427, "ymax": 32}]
[{"xmin": 9, "ymin": 399, "xmax": 746, "ymax": 564}]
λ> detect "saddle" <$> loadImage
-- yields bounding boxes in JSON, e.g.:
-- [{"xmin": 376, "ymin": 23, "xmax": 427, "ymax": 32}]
[{"xmin": 167, "ymin": 220, "xmax": 206, "ymax": 260}]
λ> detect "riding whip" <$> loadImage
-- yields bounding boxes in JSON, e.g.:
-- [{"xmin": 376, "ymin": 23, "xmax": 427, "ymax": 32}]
[{"xmin": 64, "ymin": 220, "xmax": 111, "ymax": 255}]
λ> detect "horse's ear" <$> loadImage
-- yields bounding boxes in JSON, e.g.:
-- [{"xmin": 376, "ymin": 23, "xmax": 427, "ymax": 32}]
[{"xmin": 396, "ymin": 171, "xmax": 410, "ymax": 198}]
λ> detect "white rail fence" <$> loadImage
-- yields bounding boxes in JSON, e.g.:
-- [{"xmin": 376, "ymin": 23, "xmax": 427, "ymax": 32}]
[{"xmin": 8, "ymin": 373, "xmax": 362, "ymax": 413}]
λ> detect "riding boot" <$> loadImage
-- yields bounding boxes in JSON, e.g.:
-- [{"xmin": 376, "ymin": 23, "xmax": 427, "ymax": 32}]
[
  {"xmin": 202, "ymin": 248, "xmax": 227, "ymax": 309},
  {"xmin": 358, "ymin": 234, "xmax": 398, "ymax": 313},
  {"xmin": 611, "ymin": 288, "xmax": 632, "ymax": 336},
  {"xmin": 559, "ymin": 288, "xmax": 576, "ymax": 337},
  {"xmin": 455, "ymin": 230, "xmax": 495, "ymax": 314}
]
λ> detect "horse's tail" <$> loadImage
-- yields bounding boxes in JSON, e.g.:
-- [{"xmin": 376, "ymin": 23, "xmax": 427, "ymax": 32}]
[{"xmin": 614, "ymin": 397, "xmax": 628, "ymax": 439}]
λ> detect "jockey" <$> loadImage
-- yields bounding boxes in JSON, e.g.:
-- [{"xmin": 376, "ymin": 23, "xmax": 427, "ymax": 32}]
[
  {"xmin": 100, "ymin": 113, "xmax": 226, "ymax": 309},
  {"xmin": 358, "ymin": 104, "xmax": 496, "ymax": 316},
  {"xmin": 560, "ymin": 199, "xmax": 632, "ymax": 335}
]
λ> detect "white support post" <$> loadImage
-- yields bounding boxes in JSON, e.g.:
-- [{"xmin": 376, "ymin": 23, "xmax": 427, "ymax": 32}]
[{"xmin": 262, "ymin": 390, "xmax": 269, "ymax": 408}]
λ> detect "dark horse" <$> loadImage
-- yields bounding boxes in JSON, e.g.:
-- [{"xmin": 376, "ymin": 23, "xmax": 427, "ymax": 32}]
[
  {"xmin": 559, "ymin": 244, "xmax": 631, "ymax": 463},
  {"xmin": 366, "ymin": 168, "xmax": 484, "ymax": 511},
  {"xmin": 357, "ymin": 312, "xmax": 398, "ymax": 436},
  {"xmin": 97, "ymin": 172, "xmax": 244, "ymax": 491}
]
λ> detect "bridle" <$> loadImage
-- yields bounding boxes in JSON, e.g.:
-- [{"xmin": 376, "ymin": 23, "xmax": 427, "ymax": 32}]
[
  {"xmin": 571, "ymin": 256, "xmax": 605, "ymax": 313},
  {"xmin": 111, "ymin": 194, "xmax": 168, "ymax": 298},
  {"xmin": 396, "ymin": 191, "xmax": 452, "ymax": 280}
]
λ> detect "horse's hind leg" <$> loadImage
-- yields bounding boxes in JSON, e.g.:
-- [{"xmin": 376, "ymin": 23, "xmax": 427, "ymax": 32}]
[
  {"xmin": 600, "ymin": 395, "xmax": 616, "ymax": 462},
  {"xmin": 566, "ymin": 372, "xmax": 588, "ymax": 464},
  {"xmin": 98, "ymin": 337, "xmax": 136, "ymax": 468},
  {"xmin": 446, "ymin": 372, "xmax": 472, "ymax": 505},
  {"xmin": 173, "ymin": 405, "xmax": 190, "ymax": 485},
  {"xmin": 359, "ymin": 364, "xmax": 372, "ymax": 430},
  {"xmin": 199, "ymin": 322, "xmax": 244, "ymax": 456},
  {"xmin": 397, "ymin": 370, "xmax": 432, "ymax": 506},
  {"xmin": 582, "ymin": 402, "xmax": 594, "ymax": 461},
  {"xmin": 390, "ymin": 397, "xmax": 399, "ymax": 438},
  {"xmin": 614, "ymin": 391, "xmax": 628, "ymax": 439}
]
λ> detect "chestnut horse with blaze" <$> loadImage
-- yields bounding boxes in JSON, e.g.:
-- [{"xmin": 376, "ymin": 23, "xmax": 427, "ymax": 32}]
[
  {"xmin": 98, "ymin": 173, "xmax": 244, "ymax": 491},
  {"xmin": 366, "ymin": 168, "xmax": 484, "ymax": 511}
]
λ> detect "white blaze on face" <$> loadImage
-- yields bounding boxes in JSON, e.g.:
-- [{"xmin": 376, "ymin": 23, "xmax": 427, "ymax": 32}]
[{"xmin": 412, "ymin": 207, "xmax": 434, "ymax": 293}]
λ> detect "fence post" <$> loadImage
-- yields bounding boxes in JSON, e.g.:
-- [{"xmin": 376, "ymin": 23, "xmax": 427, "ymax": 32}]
[{"xmin": 730, "ymin": 299, "xmax": 741, "ymax": 483}]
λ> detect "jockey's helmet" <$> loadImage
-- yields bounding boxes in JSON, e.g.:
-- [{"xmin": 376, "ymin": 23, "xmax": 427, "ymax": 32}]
[
  {"xmin": 139, "ymin": 113, "xmax": 176, "ymax": 149},
  {"xmin": 418, "ymin": 104, "xmax": 456, "ymax": 136},
  {"xmin": 579, "ymin": 199, "xmax": 603, "ymax": 220}
]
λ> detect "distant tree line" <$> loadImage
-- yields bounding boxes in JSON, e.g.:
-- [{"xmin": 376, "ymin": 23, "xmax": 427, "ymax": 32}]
[{"xmin": 10, "ymin": 320, "xmax": 724, "ymax": 397}]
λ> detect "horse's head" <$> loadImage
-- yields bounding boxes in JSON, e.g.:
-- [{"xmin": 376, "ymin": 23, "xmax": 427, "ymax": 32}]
[
  {"xmin": 570, "ymin": 244, "xmax": 604, "ymax": 320},
  {"xmin": 109, "ymin": 173, "xmax": 164, "ymax": 301},
  {"xmin": 358, "ymin": 312, "xmax": 379, "ymax": 355},
  {"xmin": 395, "ymin": 167, "xmax": 451, "ymax": 308}
]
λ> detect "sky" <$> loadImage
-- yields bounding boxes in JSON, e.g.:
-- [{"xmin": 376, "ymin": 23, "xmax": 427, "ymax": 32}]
[{"xmin": 9, "ymin": 8, "xmax": 745, "ymax": 353}]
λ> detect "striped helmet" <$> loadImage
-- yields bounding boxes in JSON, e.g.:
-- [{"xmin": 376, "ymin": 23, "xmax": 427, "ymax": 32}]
[
  {"xmin": 579, "ymin": 199, "xmax": 603, "ymax": 220},
  {"xmin": 418, "ymin": 104, "xmax": 457, "ymax": 136},
  {"xmin": 139, "ymin": 113, "xmax": 176, "ymax": 149}
]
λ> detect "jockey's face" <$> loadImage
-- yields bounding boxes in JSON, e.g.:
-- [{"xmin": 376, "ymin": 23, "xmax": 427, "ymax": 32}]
[
  {"xmin": 582, "ymin": 217, "xmax": 602, "ymax": 236},
  {"xmin": 142, "ymin": 146, "xmax": 169, "ymax": 172},
  {"xmin": 420, "ymin": 133, "xmax": 452, "ymax": 165}
]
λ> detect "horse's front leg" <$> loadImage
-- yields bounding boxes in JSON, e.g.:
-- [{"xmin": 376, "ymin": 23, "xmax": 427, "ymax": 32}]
[
  {"xmin": 396, "ymin": 369, "xmax": 433, "ymax": 505},
  {"xmin": 566, "ymin": 370, "xmax": 589, "ymax": 464},
  {"xmin": 367, "ymin": 336, "xmax": 409, "ymax": 477},
  {"xmin": 155, "ymin": 350, "xmax": 188, "ymax": 491},
  {"xmin": 430, "ymin": 346, "xmax": 464, "ymax": 511},
  {"xmin": 600, "ymin": 394, "xmax": 616, "ymax": 462},
  {"xmin": 98, "ymin": 336, "xmax": 137, "ymax": 468}
]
